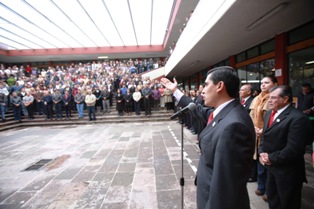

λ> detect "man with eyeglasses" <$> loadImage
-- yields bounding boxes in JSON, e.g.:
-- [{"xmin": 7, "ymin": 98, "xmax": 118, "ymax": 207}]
[{"xmin": 259, "ymin": 85, "xmax": 313, "ymax": 209}]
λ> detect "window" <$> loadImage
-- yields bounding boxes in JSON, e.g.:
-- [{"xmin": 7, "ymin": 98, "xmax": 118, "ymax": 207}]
[
  {"xmin": 288, "ymin": 20, "xmax": 314, "ymax": 45},
  {"xmin": 288, "ymin": 46, "xmax": 314, "ymax": 95},
  {"xmin": 260, "ymin": 39, "xmax": 274, "ymax": 54}
]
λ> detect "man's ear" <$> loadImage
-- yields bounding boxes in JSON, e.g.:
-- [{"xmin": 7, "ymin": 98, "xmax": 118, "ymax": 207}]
[{"xmin": 216, "ymin": 81, "xmax": 224, "ymax": 92}]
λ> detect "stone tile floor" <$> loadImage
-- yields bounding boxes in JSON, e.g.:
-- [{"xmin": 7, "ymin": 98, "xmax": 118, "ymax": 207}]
[{"xmin": 0, "ymin": 122, "xmax": 312, "ymax": 209}]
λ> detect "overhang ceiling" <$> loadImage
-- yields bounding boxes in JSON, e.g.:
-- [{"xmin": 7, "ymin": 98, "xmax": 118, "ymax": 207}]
[
  {"xmin": 166, "ymin": 0, "xmax": 314, "ymax": 78},
  {"xmin": 0, "ymin": 0, "xmax": 199, "ymax": 63}
]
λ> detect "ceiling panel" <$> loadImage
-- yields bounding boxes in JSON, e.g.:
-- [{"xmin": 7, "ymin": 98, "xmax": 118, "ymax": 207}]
[{"xmin": 0, "ymin": 0, "xmax": 175, "ymax": 50}]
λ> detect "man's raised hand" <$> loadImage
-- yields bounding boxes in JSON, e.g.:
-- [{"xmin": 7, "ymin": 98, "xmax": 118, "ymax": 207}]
[{"xmin": 160, "ymin": 77, "xmax": 178, "ymax": 93}]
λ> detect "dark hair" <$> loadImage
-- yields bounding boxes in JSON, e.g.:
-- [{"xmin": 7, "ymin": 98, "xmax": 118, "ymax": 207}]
[
  {"xmin": 301, "ymin": 83, "xmax": 312, "ymax": 89},
  {"xmin": 207, "ymin": 66, "xmax": 239, "ymax": 98},
  {"xmin": 263, "ymin": 75, "xmax": 278, "ymax": 84},
  {"xmin": 270, "ymin": 85, "xmax": 293, "ymax": 103}
]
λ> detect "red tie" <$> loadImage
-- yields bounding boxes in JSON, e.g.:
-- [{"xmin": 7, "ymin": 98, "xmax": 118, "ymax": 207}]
[
  {"xmin": 207, "ymin": 112, "xmax": 214, "ymax": 125},
  {"xmin": 241, "ymin": 99, "xmax": 245, "ymax": 105},
  {"xmin": 268, "ymin": 110, "xmax": 277, "ymax": 127}
]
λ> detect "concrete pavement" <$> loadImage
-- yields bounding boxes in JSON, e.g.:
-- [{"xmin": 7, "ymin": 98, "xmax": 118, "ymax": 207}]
[{"xmin": 0, "ymin": 122, "xmax": 312, "ymax": 209}]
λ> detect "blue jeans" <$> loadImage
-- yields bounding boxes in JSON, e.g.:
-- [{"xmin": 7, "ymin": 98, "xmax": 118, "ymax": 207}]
[
  {"xmin": 87, "ymin": 106, "xmax": 95, "ymax": 120},
  {"xmin": 12, "ymin": 105, "xmax": 21, "ymax": 120},
  {"xmin": 54, "ymin": 103, "xmax": 63, "ymax": 118},
  {"xmin": 76, "ymin": 103, "xmax": 84, "ymax": 118},
  {"xmin": 257, "ymin": 159, "xmax": 268, "ymax": 195}
]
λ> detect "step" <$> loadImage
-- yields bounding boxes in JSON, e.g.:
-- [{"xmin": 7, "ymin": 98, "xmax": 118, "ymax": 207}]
[{"xmin": 0, "ymin": 110, "xmax": 175, "ymax": 132}]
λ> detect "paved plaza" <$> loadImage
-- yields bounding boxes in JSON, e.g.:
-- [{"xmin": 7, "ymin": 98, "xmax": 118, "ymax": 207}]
[{"xmin": 0, "ymin": 122, "xmax": 313, "ymax": 209}]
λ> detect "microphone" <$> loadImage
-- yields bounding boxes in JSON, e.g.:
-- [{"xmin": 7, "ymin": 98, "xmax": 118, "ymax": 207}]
[{"xmin": 170, "ymin": 103, "xmax": 196, "ymax": 120}]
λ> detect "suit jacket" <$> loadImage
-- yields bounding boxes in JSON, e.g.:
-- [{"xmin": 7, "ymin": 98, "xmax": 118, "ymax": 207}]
[
  {"xmin": 178, "ymin": 97, "xmax": 255, "ymax": 209},
  {"xmin": 259, "ymin": 105, "xmax": 313, "ymax": 183},
  {"xmin": 243, "ymin": 96, "xmax": 254, "ymax": 113}
]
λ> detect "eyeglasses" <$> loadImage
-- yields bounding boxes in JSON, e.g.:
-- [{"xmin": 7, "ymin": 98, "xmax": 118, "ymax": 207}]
[{"xmin": 268, "ymin": 95, "xmax": 284, "ymax": 100}]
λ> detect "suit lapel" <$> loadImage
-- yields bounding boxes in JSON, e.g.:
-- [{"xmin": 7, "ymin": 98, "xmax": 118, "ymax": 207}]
[
  {"xmin": 199, "ymin": 100, "xmax": 238, "ymax": 139},
  {"xmin": 266, "ymin": 105, "xmax": 293, "ymax": 130}
]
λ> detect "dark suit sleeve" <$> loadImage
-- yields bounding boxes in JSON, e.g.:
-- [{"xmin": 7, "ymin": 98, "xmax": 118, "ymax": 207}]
[
  {"xmin": 268, "ymin": 115, "xmax": 312, "ymax": 165},
  {"xmin": 177, "ymin": 95, "xmax": 212, "ymax": 125},
  {"xmin": 208, "ymin": 122, "xmax": 253, "ymax": 209}
]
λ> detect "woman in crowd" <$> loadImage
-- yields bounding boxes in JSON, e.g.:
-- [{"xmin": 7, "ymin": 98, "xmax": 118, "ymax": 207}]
[
  {"xmin": 116, "ymin": 89, "xmax": 124, "ymax": 116},
  {"xmin": 250, "ymin": 76, "xmax": 278, "ymax": 202},
  {"xmin": 151, "ymin": 85, "xmax": 160, "ymax": 111},
  {"xmin": 124, "ymin": 89, "xmax": 133, "ymax": 116},
  {"xmin": 133, "ymin": 87, "xmax": 142, "ymax": 115},
  {"xmin": 164, "ymin": 87, "xmax": 173, "ymax": 112},
  {"xmin": 159, "ymin": 84, "xmax": 165, "ymax": 110}
]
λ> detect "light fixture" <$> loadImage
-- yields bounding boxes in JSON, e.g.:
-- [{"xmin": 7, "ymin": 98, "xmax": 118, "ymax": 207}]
[
  {"xmin": 246, "ymin": 2, "xmax": 289, "ymax": 31},
  {"xmin": 98, "ymin": 56, "xmax": 108, "ymax": 59},
  {"xmin": 305, "ymin": 60, "xmax": 314, "ymax": 65},
  {"xmin": 190, "ymin": 60, "xmax": 200, "ymax": 67}
]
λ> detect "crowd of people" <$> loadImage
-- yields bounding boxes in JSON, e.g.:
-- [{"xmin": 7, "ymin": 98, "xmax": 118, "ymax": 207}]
[{"xmin": 0, "ymin": 59, "xmax": 176, "ymax": 122}]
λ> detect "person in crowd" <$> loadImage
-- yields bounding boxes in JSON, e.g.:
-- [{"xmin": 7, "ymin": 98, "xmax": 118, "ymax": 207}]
[
  {"xmin": 253, "ymin": 89, "xmax": 261, "ymax": 97},
  {"xmin": 239, "ymin": 84, "xmax": 254, "ymax": 113},
  {"xmin": 192, "ymin": 85, "xmax": 207, "ymax": 137},
  {"xmin": 239, "ymin": 83, "xmax": 256, "ymax": 182},
  {"xmin": 120, "ymin": 84, "xmax": 128, "ymax": 96},
  {"xmin": 10, "ymin": 81, "xmax": 23, "ymax": 93},
  {"xmin": 116, "ymin": 89, "xmax": 124, "ymax": 116},
  {"xmin": 52, "ymin": 89, "xmax": 63, "ymax": 120},
  {"xmin": 85, "ymin": 89, "xmax": 96, "ymax": 121},
  {"xmin": 124, "ymin": 89, "xmax": 133, "ymax": 116},
  {"xmin": 6, "ymin": 74, "xmax": 16, "ymax": 87},
  {"xmin": 19, "ymin": 87, "xmax": 28, "ymax": 116},
  {"xmin": 94, "ymin": 86, "xmax": 102, "ymax": 114},
  {"xmin": 259, "ymin": 85, "xmax": 313, "ymax": 209},
  {"xmin": 0, "ymin": 82, "xmax": 9, "ymax": 113},
  {"xmin": 142, "ymin": 82, "xmax": 152, "ymax": 115},
  {"xmin": 296, "ymin": 83, "xmax": 314, "ymax": 116},
  {"xmin": 43, "ymin": 90, "xmax": 53, "ymax": 120},
  {"xmin": 34, "ymin": 86, "xmax": 44, "ymax": 115},
  {"xmin": 159, "ymin": 84, "xmax": 165, "ymax": 110},
  {"xmin": 151, "ymin": 85, "xmax": 160, "ymax": 111},
  {"xmin": 106, "ymin": 80, "xmax": 114, "ymax": 106},
  {"xmin": 74, "ymin": 89, "xmax": 85, "ymax": 119},
  {"xmin": 71, "ymin": 84, "xmax": 79, "ymax": 111},
  {"xmin": 189, "ymin": 89, "xmax": 197, "ymax": 134},
  {"xmin": 10, "ymin": 91, "xmax": 22, "ymax": 122},
  {"xmin": 23, "ymin": 91, "xmax": 34, "ymax": 120},
  {"xmin": 161, "ymin": 66, "xmax": 255, "ymax": 209},
  {"xmin": 62, "ymin": 90, "xmax": 72, "ymax": 120},
  {"xmin": 0, "ymin": 85, "xmax": 6, "ymax": 122},
  {"xmin": 249, "ymin": 76, "xmax": 278, "ymax": 202},
  {"xmin": 100, "ymin": 86, "xmax": 110, "ymax": 114},
  {"xmin": 164, "ymin": 87, "xmax": 173, "ymax": 112},
  {"xmin": 133, "ymin": 87, "xmax": 142, "ymax": 115}
]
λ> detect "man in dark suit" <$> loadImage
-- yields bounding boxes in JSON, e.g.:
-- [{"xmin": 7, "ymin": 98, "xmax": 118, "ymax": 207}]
[
  {"xmin": 161, "ymin": 66, "xmax": 255, "ymax": 209},
  {"xmin": 239, "ymin": 84, "xmax": 254, "ymax": 113},
  {"xmin": 240, "ymin": 84, "xmax": 256, "ymax": 182},
  {"xmin": 259, "ymin": 85, "xmax": 313, "ymax": 209}
]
